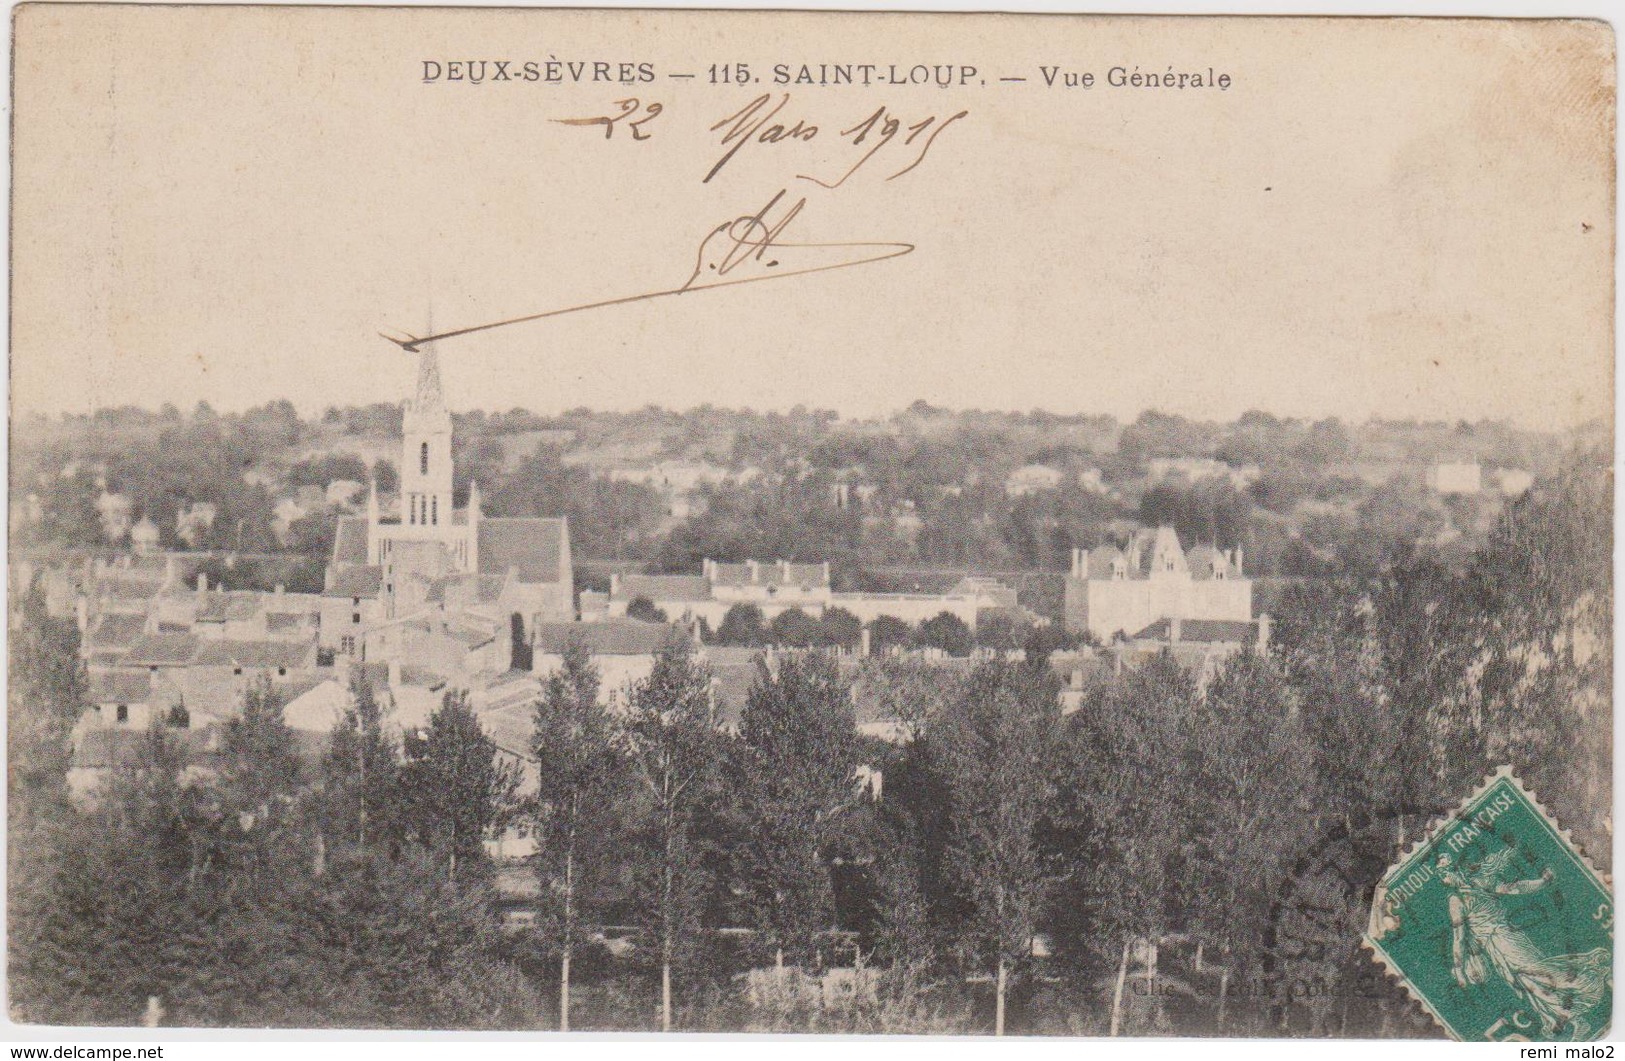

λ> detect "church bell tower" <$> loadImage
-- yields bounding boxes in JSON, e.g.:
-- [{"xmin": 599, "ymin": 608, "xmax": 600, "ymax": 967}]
[{"xmin": 400, "ymin": 344, "xmax": 454, "ymax": 531}]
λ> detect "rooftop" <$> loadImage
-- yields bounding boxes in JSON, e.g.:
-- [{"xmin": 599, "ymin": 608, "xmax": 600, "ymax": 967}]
[
  {"xmin": 87, "ymin": 612, "xmax": 149, "ymax": 653},
  {"xmin": 1130, "ymin": 618, "xmax": 1258, "ymax": 644},
  {"xmin": 192, "ymin": 639, "xmax": 316, "ymax": 670},
  {"xmin": 533, "ymin": 619, "xmax": 685, "ymax": 656},
  {"xmin": 90, "ymin": 670, "xmax": 153, "ymax": 704},
  {"xmin": 325, "ymin": 566, "xmax": 382, "ymax": 599},
  {"xmin": 123, "ymin": 632, "xmax": 202, "ymax": 667},
  {"xmin": 477, "ymin": 518, "xmax": 568, "ymax": 584},
  {"xmin": 331, "ymin": 516, "xmax": 370, "ymax": 567},
  {"xmin": 612, "ymin": 574, "xmax": 712, "ymax": 602}
]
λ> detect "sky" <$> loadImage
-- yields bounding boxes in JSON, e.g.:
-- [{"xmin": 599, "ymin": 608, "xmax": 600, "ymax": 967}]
[{"xmin": 10, "ymin": 9, "xmax": 1615, "ymax": 430}]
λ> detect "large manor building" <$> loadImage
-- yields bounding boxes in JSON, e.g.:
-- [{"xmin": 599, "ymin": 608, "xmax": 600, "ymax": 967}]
[{"xmin": 1062, "ymin": 526, "xmax": 1255, "ymax": 642}]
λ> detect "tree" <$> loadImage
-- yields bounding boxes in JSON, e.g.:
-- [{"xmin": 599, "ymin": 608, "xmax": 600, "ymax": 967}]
[
  {"xmin": 1273, "ymin": 578, "xmax": 1406, "ymax": 818},
  {"xmin": 1177, "ymin": 652, "xmax": 1315, "ymax": 1002},
  {"xmin": 621, "ymin": 640, "xmax": 719, "ymax": 1030},
  {"xmin": 625, "ymin": 595, "xmax": 669, "ymax": 624},
  {"xmin": 716, "ymin": 603, "xmax": 768, "ymax": 647},
  {"xmin": 371, "ymin": 458, "xmax": 398, "ymax": 494},
  {"xmin": 531, "ymin": 641, "xmax": 622, "ymax": 1031},
  {"xmin": 867, "ymin": 615, "xmax": 913, "ymax": 655},
  {"xmin": 734, "ymin": 652, "xmax": 861, "ymax": 964},
  {"xmin": 285, "ymin": 511, "xmax": 338, "ymax": 559},
  {"xmin": 1051, "ymin": 653, "xmax": 1194, "ymax": 1035},
  {"xmin": 11, "ymin": 721, "xmax": 211, "ymax": 1025},
  {"xmin": 1138, "ymin": 480, "xmax": 1251, "ymax": 552},
  {"xmin": 218, "ymin": 678, "xmax": 303, "ymax": 862},
  {"xmin": 768, "ymin": 607, "xmax": 819, "ymax": 648},
  {"xmin": 33, "ymin": 465, "xmax": 104, "ymax": 547},
  {"xmin": 400, "ymin": 690, "xmax": 522, "ymax": 882},
  {"xmin": 8, "ymin": 577, "xmax": 86, "ymax": 828},
  {"xmin": 321, "ymin": 674, "xmax": 399, "ymax": 855},
  {"xmin": 1452, "ymin": 455, "xmax": 1612, "ymax": 855},
  {"xmin": 916, "ymin": 611, "xmax": 973, "ymax": 658},
  {"xmin": 974, "ymin": 611, "xmax": 1023, "ymax": 653},
  {"xmin": 286, "ymin": 845, "xmax": 543, "ymax": 1028},
  {"xmin": 817, "ymin": 607, "xmax": 863, "ymax": 651},
  {"xmin": 934, "ymin": 658, "xmax": 1062, "ymax": 1034},
  {"xmin": 854, "ymin": 655, "xmax": 963, "ymax": 744}
]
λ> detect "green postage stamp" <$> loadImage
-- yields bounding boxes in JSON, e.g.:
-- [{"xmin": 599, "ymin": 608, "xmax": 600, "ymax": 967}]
[{"xmin": 1364, "ymin": 768, "xmax": 1613, "ymax": 1041}]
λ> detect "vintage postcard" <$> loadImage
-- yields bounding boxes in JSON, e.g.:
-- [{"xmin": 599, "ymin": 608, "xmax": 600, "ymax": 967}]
[{"xmin": 6, "ymin": 6, "xmax": 1614, "ymax": 1039}]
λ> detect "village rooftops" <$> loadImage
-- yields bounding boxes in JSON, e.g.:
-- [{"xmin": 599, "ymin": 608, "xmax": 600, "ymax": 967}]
[
  {"xmin": 610, "ymin": 573, "xmax": 712, "ymax": 602},
  {"xmin": 192, "ymin": 639, "xmax": 316, "ymax": 670},
  {"xmin": 477, "ymin": 518, "xmax": 568, "ymax": 583},
  {"xmin": 122, "ymin": 632, "xmax": 202, "ymax": 668},
  {"xmin": 324, "ymin": 566, "xmax": 382, "ymax": 598},
  {"xmin": 423, "ymin": 572, "xmax": 507, "ymax": 606},
  {"xmin": 331, "ymin": 516, "xmax": 369, "ymax": 566},
  {"xmin": 1129, "ymin": 618, "xmax": 1259, "ymax": 644},
  {"xmin": 90, "ymin": 670, "xmax": 153, "ymax": 705},
  {"xmin": 265, "ymin": 612, "xmax": 309, "ymax": 633},
  {"xmin": 533, "ymin": 618, "xmax": 686, "ymax": 656},
  {"xmin": 264, "ymin": 593, "xmax": 322, "ymax": 615},
  {"xmin": 86, "ymin": 612, "xmax": 149, "ymax": 654},
  {"xmin": 440, "ymin": 617, "xmax": 499, "ymax": 650},
  {"xmin": 195, "ymin": 593, "xmax": 263, "ymax": 624}
]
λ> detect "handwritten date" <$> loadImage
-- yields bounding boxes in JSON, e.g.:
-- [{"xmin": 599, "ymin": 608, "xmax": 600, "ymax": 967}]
[
  {"xmin": 704, "ymin": 93, "xmax": 967, "ymax": 186},
  {"xmin": 554, "ymin": 98, "xmax": 664, "ymax": 140}
]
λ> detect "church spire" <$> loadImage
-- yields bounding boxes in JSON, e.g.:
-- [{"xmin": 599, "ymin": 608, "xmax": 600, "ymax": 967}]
[{"xmin": 403, "ymin": 344, "xmax": 450, "ymax": 435}]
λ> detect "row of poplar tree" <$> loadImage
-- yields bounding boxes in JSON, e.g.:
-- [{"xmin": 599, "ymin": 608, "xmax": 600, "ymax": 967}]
[{"xmin": 9, "ymin": 454, "xmax": 1609, "ymax": 1034}]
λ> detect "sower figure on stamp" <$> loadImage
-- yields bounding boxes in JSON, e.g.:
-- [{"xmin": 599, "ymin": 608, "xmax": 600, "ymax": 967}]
[{"xmin": 1439, "ymin": 851, "xmax": 1611, "ymax": 1039}]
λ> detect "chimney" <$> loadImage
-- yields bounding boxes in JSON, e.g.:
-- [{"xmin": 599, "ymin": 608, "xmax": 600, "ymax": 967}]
[
  {"xmin": 610, "ymin": 572, "xmax": 620, "ymax": 598},
  {"xmin": 274, "ymin": 583, "xmax": 285, "ymax": 596},
  {"xmin": 703, "ymin": 558, "xmax": 715, "ymax": 580},
  {"xmin": 747, "ymin": 560, "xmax": 760, "ymax": 583},
  {"xmin": 821, "ymin": 561, "xmax": 830, "ymax": 585},
  {"xmin": 779, "ymin": 559, "xmax": 790, "ymax": 582},
  {"xmin": 196, "ymin": 572, "xmax": 208, "ymax": 597},
  {"xmin": 74, "ymin": 596, "xmax": 88, "ymax": 634},
  {"xmin": 1257, "ymin": 613, "xmax": 1273, "ymax": 652},
  {"xmin": 1234, "ymin": 547, "xmax": 1244, "ymax": 576},
  {"xmin": 1170, "ymin": 616, "xmax": 1182, "ymax": 643},
  {"xmin": 860, "ymin": 626, "xmax": 871, "ymax": 658},
  {"xmin": 1071, "ymin": 547, "xmax": 1087, "ymax": 579}
]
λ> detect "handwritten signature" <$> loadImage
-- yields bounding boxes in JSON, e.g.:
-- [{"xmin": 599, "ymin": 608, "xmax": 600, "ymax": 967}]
[{"xmin": 380, "ymin": 189, "xmax": 912, "ymax": 351}]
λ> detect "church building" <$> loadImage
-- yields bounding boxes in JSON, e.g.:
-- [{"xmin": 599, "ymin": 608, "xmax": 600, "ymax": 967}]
[{"xmin": 322, "ymin": 345, "xmax": 574, "ymax": 661}]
